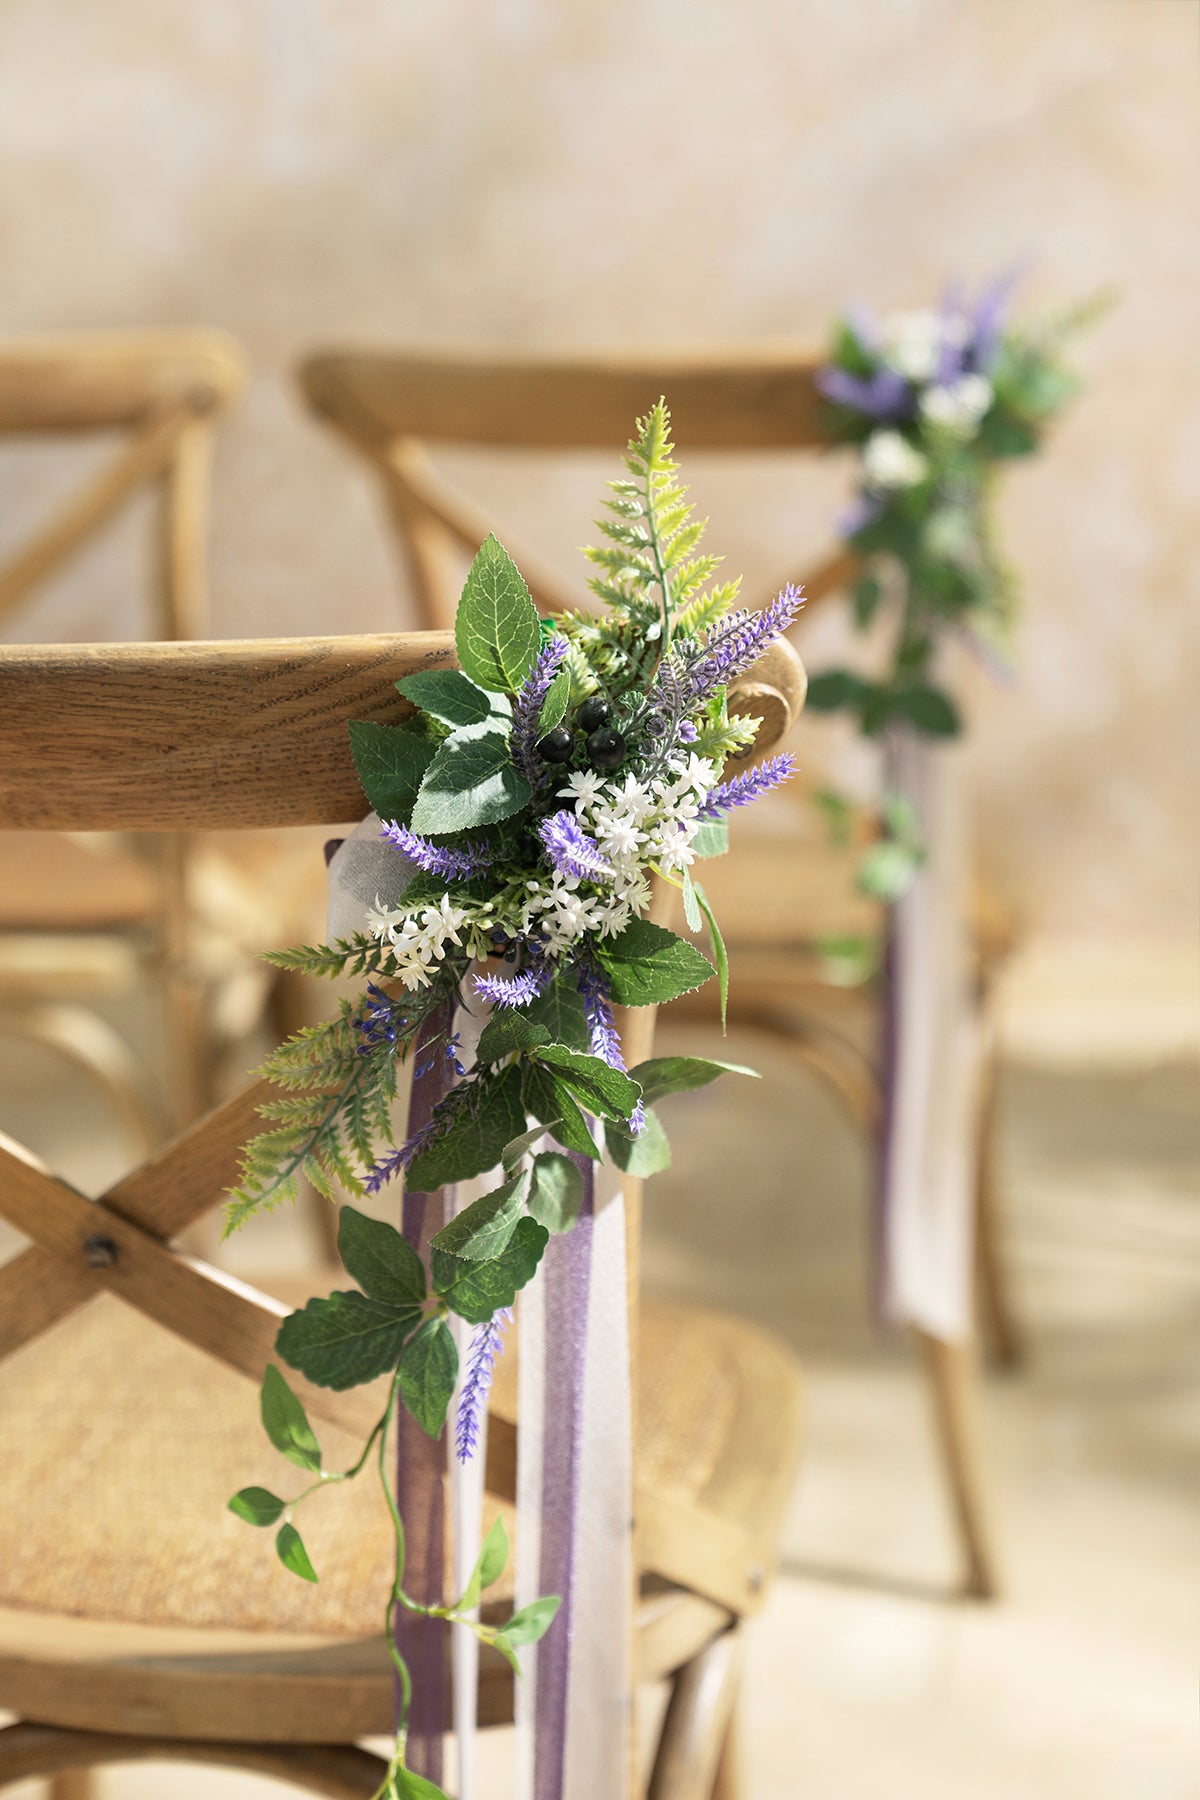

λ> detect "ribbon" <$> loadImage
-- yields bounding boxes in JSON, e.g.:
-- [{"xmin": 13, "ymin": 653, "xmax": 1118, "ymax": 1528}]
[{"xmin": 878, "ymin": 731, "xmax": 981, "ymax": 1341}]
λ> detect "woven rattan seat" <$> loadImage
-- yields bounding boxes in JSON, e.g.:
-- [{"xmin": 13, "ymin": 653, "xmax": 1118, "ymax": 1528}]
[{"xmin": 0, "ymin": 1279, "xmax": 799, "ymax": 1742}]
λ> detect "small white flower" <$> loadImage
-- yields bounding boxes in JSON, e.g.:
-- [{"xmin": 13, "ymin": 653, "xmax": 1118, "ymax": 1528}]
[
  {"xmin": 862, "ymin": 430, "xmax": 929, "ymax": 492},
  {"xmin": 594, "ymin": 814, "xmax": 643, "ymax": 860},
  {"xmin": 367, "ymin": 895, "xmax": 402, "ymax": 942},
  {"xmin": 919, "ymin": 374, "xmax": 993, "ymax": 438},
  {"xmin": 884, "ymin": 308, "xmax": 943, "ymax": 383},
  {"xmin": 558, "ymin": 769, "xmax": 606, "ymax": 816},
  {"xmin": 606, "ymin": 774, "xmax": 659, "ymax": 826}
]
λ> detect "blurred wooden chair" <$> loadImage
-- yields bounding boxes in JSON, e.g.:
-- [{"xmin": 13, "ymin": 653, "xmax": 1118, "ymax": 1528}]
[
  {"xmin": 0, "ymin": 628, "xmax": 804, "ymax": 1800},
  {"xmin": 0, "ymin": 331, "xmax": 251, "ymax": 1142},
  {"xmin": 296, "ymin": 346, "xmax": 1019, "ymax": 1599}
]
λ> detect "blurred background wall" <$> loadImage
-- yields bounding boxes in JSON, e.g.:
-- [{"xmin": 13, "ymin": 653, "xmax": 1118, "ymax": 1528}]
[{"xmin": 0, "ymin": 0, "xmax": 1196, "ymax": 971}]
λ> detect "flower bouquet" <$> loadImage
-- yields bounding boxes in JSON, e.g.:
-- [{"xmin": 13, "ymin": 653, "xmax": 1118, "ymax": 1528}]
[{"xmin": 223, "ymin": 402, "xmax": 801, "ymax": 1799}]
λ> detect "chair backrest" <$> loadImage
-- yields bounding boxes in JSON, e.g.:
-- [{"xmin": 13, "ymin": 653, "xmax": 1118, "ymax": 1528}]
[
  {"xmin": 0, "ymin": 627, "xmax": 803, "ymax": 1531},
  {"xmin": 0, "ymin": 330, "xmax": 246, "ymax": 641},
  {"xmin": 298, "ymin": 347, "xmax": 859, "ymax": 631}
]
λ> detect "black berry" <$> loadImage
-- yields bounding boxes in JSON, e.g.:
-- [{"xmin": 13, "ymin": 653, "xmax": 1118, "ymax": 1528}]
[
  {"xmin": 538, "ymin": 726, "xmax": 576, "ymax": 763},
  {"xmin": 587, "ymin": 727, "xmax": 626, "ymax": 771},
  {"xmin": 577, "ymin": 695, "xmax": 611, "ymax": 733}
]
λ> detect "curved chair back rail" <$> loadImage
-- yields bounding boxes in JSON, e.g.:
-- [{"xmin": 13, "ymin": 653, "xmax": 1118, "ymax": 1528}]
[{"xmin": 0, "ymin": 330, "xmax": 247, "ymax": 434}]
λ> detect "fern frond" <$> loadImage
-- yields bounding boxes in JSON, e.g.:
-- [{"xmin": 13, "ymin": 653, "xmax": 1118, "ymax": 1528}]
[{"xmin": 263, "ymin": 934, "xmax": 384, "ymax": 980}]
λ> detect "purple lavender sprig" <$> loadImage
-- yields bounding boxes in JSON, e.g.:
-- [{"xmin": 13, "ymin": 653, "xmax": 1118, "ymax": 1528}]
[
  {"xmin": 511, "ymin": 634, "xmax": 569, "ymax": 784},
  {"xmin": 575, "ymin": 957, "xmax": 644, "ymax": 1135},
  {"xmin": 698, "ymin": 752, "xmax": 797, "ymax": 820},
  {"xmin": 671, "ymin": 586, "xmax": 804, "ymax": 708},
  {"xmin": 380, "ymin": 821, "xmax": 495, "ymax": 881},
  {"xmin": 473, "ymin": 958, "xmax": 552, "ymax": 1008},
  {"xmin": 538, "ymin": 810, "xmax": 614, "ymax": 882},
  {"xmin": 455, "ymin": 1307, "xmax": 512, "ymax": 1463},
  {"xmin": 817, "ymin": 364, "xmax": 912, "ymax": 423},
  {"xmin": 364, "ymin": 1118, "xmax": 436, "ymax": 1194}
]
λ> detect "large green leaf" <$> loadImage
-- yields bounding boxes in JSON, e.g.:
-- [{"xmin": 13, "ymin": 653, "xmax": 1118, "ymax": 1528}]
[
  {"xmin": 527, "ymin": 1151, "xmax": 583, "ymax": 1233},
  {"xmin": 399, "ymin": 1317, "xmax": 459, "ymax": 1438},
  {"xmin": 260, "ymin": 1364, "xmax": 322, "ymax": 1473},
  {"xmin": 631, "ymin": 1055, "xmax": 757, "ymax": 1103},
  {"xmin": 804, "ymin": 670, "xmax": 867, "ymax": 713},
  {"xmin": 337, "ymin": 1207, "xmax": 426, "ymax": 1310},
  {"xmin": 389, "ymin": 1770, "xmax": 450, "ymax": 1800},
  {"xmin": 347, "ymin": 720, "xmax": 435, "ymax": 824},
  {"xmin": 501, "ymin": 1595, "xmax": 561, "ymax": 1646},
  {"xmin": 395, "ymin": 669, "xmax": 507, "ymax": 729},
  {"xmin": 476, "ymin": 1012, "xmax": 551, "ymax": 1065},
  {"xmin": 455, "ymin": 535, "xmax": 541, "ymax": 693},
  {"xmin": 891, "ymin": 684, "xmax": 962, "ymax": 738},
  {"xmin": 276, "ymin": 1291, "xmax": 417, "ymax": 1391},
  {"xmin": 407, "ymin": 1065, "xmax": 527, "ymax": 1190},
  {"xmin": 595, "ymin": 919, "xmax": 714, "ymax": 1007},
  {"xmin": 605, "ymin": 1106, "xmax": 671, "ymax": 1176},
  {"xmin": 523, "ymin": 971, "xmax": 592, "ymax": 1051},
  {"xmin": 531, "ymin": 1044, "xmax": 641, "ymax": 1122},
  {"xmin": 521, "ymin": 1062, "xmax": 600, "ymax": 1160},
  {"xmin": 228, "ymin": 1485, "xmax": 285, "ymax": 1527},
  {"xmin": 431, "ymin": 1172, "xmax": 528, "ymax": 1262},
  {"xmin": 501, "ymin": 1122, "xmax": 554, "ymax": 1170},
  {"xmin": 410, "ymin": 727, "xmax": 532, "ymax": 835},
  {"xmin": 432, "ymin": 1217, "xmax": 549, "ymax": 1325}
]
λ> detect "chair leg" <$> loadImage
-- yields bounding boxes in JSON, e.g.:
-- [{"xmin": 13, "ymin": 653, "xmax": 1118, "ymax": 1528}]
[
  {"xmin": 710, "ymin": 1686, "xmax": 742, "ymax": 1800},
  {"xmin": 915, "ymin": 1329, "xmax": 1000, "ymax": 1599},
  {"xmin": 49, "ymin": 1773, "xmax": 92, "ymax": 1800},
  {"xmin": 4, "ymin": 1002, "xmax": 158, "ymax": 1157},
  {"xmin": 648, "ymin": 1627, "xmax": 743, "ymax": 1800},
  {"xmin": 973, "ymin": 1047, "xmax": 1023, "ymax": 1369}
]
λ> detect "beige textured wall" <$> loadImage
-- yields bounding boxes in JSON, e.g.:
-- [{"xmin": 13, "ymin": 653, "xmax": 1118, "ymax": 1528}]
[{"xmin": 0, "ymin": 0, "xmax": 1196, "ymax": 951}]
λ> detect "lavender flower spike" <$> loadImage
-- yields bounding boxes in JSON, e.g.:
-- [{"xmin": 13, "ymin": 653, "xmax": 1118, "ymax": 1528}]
[
  {"xmin": 576, "ymin": 957, "xmax": 645, "ymax": 1135},
  {"xmin": 510, "ymin": 634, "xmax": 570, "ymax": 783},
  {"xmin": 473, "ymin": 959, "xmax": 552, "ymax": 1008},
  {"xmin": 681, "ymin": 586, "xmax": 805, "ymax": 704},
  {"xmin": 698, "ymin": 752, "xmax": 796, "ymax": 821},
  {"xmin": 539, "ymin": 809, "xmax": 614, "ymax": 882},
  {"xmin": 381, "ymin": 820, "xmax": 495, "ymax": 881},
  {"xmin": 456, "ymin": 1308, "xmax": 512, "ymax": 1462}
]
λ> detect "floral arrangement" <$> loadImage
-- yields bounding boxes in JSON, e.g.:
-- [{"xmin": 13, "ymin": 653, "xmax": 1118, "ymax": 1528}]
[
  {"xmin": 223, "ymin": 403, "xmax": 799, "ymax": 1799},
  {"xmin": 803, "ymin": 274, "xmax": 1092, "ymax": 901}
]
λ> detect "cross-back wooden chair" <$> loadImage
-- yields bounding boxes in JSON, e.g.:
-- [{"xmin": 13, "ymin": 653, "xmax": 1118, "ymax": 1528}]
[
  {"xmin": 296, "ymin": 346, "xmax": 1018, "ymax": 1601},
  {"xmin": 0, "ymin": 331, "xmax": 251, "ymax": 1142},
  {"xmin": 0, "ymin": 629, "xmax": 805, "ymax": 1800}
]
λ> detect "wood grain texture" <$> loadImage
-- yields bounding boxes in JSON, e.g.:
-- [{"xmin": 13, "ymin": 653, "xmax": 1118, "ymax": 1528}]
[
  {"xmin": 0, "ymin": 632, "xmax": 454, "ymax": 830},
  {"xmin": 0, "ymin": 330, "xmax": 246, "ymax": 434}
]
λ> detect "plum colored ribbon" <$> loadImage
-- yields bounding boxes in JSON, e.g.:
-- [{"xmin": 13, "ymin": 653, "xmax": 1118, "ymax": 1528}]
[{"xmin": 879, "ymin": 731, "xmax": 981, "ymax": 1342}]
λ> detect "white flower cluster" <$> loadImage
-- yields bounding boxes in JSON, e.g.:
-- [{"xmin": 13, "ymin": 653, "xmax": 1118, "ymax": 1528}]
[
  {"xmin": 521, "ymin": 755, "xmax": 719, "ymax": 955},
  {"xmin": 366, "ymin": 892, "xmax": 472, "ymax": 990},
  {"xmin": 863, "ymin": 430, "xmax": 929, "ymax": 492},
  {"xmin": 919, "ymin": 372, "xmax": 993, "ymax": 437}
]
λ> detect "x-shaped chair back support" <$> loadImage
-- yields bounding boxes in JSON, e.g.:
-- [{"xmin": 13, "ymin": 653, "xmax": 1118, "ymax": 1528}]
[{"xmin": 297, "ymin": 347, "xmax": 860, "ymax": 635}]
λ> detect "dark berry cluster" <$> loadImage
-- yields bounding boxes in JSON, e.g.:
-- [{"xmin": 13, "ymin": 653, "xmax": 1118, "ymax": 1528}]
[{"xmin": 536, "ymin": 694, "xmax": 627, "ymax": 772}]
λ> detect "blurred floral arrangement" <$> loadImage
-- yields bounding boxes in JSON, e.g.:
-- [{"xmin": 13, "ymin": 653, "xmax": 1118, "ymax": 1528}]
[
  {"xmin": 808, "ymin": 275, "xmax": 1093, "ymax": 901},
  {"xmin": 221, "ymin": 402, "xmax": 797, "ymax": 1799}
]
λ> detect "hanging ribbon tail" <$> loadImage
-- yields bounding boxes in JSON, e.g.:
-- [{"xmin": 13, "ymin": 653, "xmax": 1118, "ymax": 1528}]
[{"xmin": 878, "ymin": 730, "xmax": 981, "ymax": 1342}]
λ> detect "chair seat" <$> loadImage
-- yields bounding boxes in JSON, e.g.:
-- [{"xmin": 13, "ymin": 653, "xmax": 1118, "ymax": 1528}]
[
  {"xmin": 0, "ymin": 1281, "xmax": 801, "ymax": 1743},
  {"xmin": 0, "ymin": 833, "xmax": 160, "ymax": 933}
]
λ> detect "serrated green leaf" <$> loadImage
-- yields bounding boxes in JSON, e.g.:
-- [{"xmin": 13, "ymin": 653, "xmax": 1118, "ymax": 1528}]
[
  {"xmin": 476, "ymin": 1012, "xmax": 552, "ymax": 1065},
  {"xmin": 410, "ymin": 728, "xmax": 532, "ymax": 835},
  {"xmin": 455, "ymin": 535, "xmax": 541, "ymax": 693},
  {"xmin": 595, "ymin": 919, "xmax": 714, "ymax": 1008},
  {"xmin": 399, "ymin": 1317, "xmax": 458, "ymax": 1438},
  {"xmin": 605, "ymin": 1106, "xmax": 671, "ymax": 1176},
  {"xmin": 531, "ymin": 1044, "xmax": 641, "ymax": 1122},
  {"xmin": 538, "ymin": 667, "xmax": 571, "ymax": 734},
  {"xmin": 347, "ymin": 720, "xmax": 435, "ymax": 824},
  {"xmin": 630, "ymin": 1054, "xmax": 757, "ymax": 1103},
  {"xmin": 522, "ymin": 971, "xmax": 592, "ymax": 1051},
  {"xmin": 228, "ymin": 1485, "xmax": 285, "ymax": 1526},
  {"xmin": 431, "ymin": 1172, "xmax": 528, "ymax": 1262},
  {"xmin": 502, "ymin": 1594, "xmax": 561, "ymax": 1646},
  {"xmin": 395, "ymin": 669, "xmax": 507, "ymax": 729},
  {"xmin": 407, "ymin": 1065, "xmax": 526, "ymax": 1190},
  {"xmin": 260, "ymin": 1364, "xmax": 322, "ymax": 1472},
  {"xmin": 692, "ymin": 883, "xmax": 729, "ymax": 1030},
  {"xmin": 501, "ymin": 1122, "xmax": 553, "ymax": 1170},
  {"xmin": 527, "ymin": 1151, "xmax": 583, "ymax": 1232},
  {"xmin": 432, "ymin": 1217, "xmax": 549, "ymax": 1325},
  {"xmin": 276, "ymin": 1522, "xmax": 318, "ymax": 1582},
  {"xmin": 276, "ymin": 1291, "xmax": 417, "ymax": 1391},
  {"xmin": 521, "ymin": 1062, "xmax": 600, "ymax": 1160},
  {"xmin": 458, "ymin": 1515, "xmax": 508, "ymax": 1612},
  {"xmin": 691, "ymin": 819, "xmax": 728, "ymax": 861},
  {"xmin": 337, "ymin": 1207, "xmax": 426, "ymax": 1309}
]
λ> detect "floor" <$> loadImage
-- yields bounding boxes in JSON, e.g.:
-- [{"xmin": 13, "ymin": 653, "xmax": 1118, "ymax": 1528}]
[{"xmin": 0, "ymin": 1004, "xmax": 1197, "ymax": 1799}]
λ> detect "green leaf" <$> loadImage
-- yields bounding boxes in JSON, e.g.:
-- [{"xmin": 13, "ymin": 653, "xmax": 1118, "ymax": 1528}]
[
  {"xmin": 531, "ymin": 1044, "xmax": 642, "ymax": 1122},
  {"xmin": 804, "ymin": 670, "xmax": 866, "ymax": 713},
  {"xmin": 407, "ymin": 1065, "xmax": 527, "ymax": 1190},
  {"xmin": 455, "ymin": 535, "xmax": 541, "ymax": 693},
  {"xmin": 458, "ymin": 1515, "xmax": 509, "ymax": 1611},
  {"xmin": 389, "ymin": 1771, "xmax": 451, "ymax": 1800},
  {"xmin": 489, "ymin": 1633, "xmax": 522, "ymax": 1676},
  {"xmin": 891, "ymin": 684, "xmax": 962, "ymax": 738},
  {"xmin": 527, "ymin": 1151, "xmax": 583, "ymax": 1233},
  {"xmin": 605, "ymin": 1106, "xmax": 671, "ymax": 1176},
  {"xmin": 399, "ymin": 1317, "xmax": 459, "ymax": 1438},
  {"xmin": 395, "ymin": 669, "xmax": 507, "ymax": 729},
  {"xmin": 347, "ymin": 721, "xmax": 435, "ymax": 824},
  {"xmin": 410, "ymin": 728, "xmax": 532, "ymax": 835},
  {"xmin": 337, "ymin": 1207, "xmax": 426, "ymax": 1310},
  {"xmin": 538, "ymin": 667, "xmax": 571, "ymax": 734},
  {"xmin": 260, "ymin": 1364, "xmax": 322, "ymax": 1473},
  {"xmin": 852, "ymin": 574, "xmax": 883, "ymax": 629},
  {"xmin": 502, "ymin": 1595, "xmax": 562, "ymax": 1646},
  {"xmin": 858, "ymin": 840, "xmax": 922, "ymax": 902},
  {"xmin": 276, "ymin": 1521, "xmax": 318, "ymax": 1583},
  {"xmin": 276, "ymin": 1291, "xmax": 417, "ymax": 1391},
  {"xmin": 693, "ymin": 883, "xmax": 729, "ymax": 1029},
  {"xmin": 228, "ymin": 1485, "xmax": 285, "ymax": 1527},
  {"xmin": 476, "ymin": 1012, "xmax": 552, "ymax": 1065},
  {"xmin": 681, "ymin": 867, "xmax": 701, "ymax": 932},
  {"xmin": 431, "ymin": 1172, "xmax": 528, "ymax": 1262},
  {"xmin": 432, "ymin": 1217, "xmax": 549, "ymax": 1325},
  {"xmin": 691, "ymin": 819, "xmax": 728, "ymax": 861},
  {"xmin": 501, "ymin": 1122, "xmax": 553, "ymax": 1170},
  {"xmin": 523, "ymin": 971, "xmax": 592, "ymax": 1051},
  {"xmin": 595, "ymin": 919, "xmax": 714, "ymax": 1008},
  {"xmin": 521, "ymin": 1062, "xmax": 599, "ymax": 1159},
  {"xmin": 631, "ymin": 1055, "xmax": 757, "ymax": 1103}
]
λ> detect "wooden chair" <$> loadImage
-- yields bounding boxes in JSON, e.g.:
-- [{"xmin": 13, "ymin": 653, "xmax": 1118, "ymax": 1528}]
[
  {"xmin": 0, "ymin": 331, "xmax": 252, "ymax": 1142},
  {"xmin": 296, "ymin": 346, "xmax": 1017, "ymax": 1599},
  {"xmin": 0, "ymin": 628, "xmax": 805, "ymax": 1800}
]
